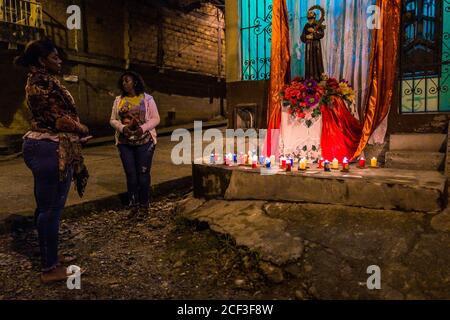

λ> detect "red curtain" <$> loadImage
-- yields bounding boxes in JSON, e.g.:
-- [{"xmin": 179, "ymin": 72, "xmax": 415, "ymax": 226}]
[{"xmin": 321, "ymin": 96, "xmax": 363, "ymax": 162}]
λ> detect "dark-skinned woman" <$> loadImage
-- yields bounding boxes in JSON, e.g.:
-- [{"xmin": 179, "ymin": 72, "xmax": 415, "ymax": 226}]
[
  {"xmin": 110, "ymin": 71, "xmax": 160, "ymax": 220},
  {"xmin": 15, "ymin": 39, "xmax": 90, "ymax": 283}
]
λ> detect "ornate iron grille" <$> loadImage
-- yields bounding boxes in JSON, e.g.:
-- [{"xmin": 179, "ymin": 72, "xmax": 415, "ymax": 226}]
[
  {"xmin": 400, "ymin": 0, "xmax": 450, "ymax": 113},
  {"xmin": 240, "ymin": 0, "xmax": 272, "ymax": 81}
]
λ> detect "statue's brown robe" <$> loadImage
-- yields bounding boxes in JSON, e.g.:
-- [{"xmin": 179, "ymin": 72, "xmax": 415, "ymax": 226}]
[{"xmin": 300, "ymin": 23, "xmax": 325, "ymax": 81}]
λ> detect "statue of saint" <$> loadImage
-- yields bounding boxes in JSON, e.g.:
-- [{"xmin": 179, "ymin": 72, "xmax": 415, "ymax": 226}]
[{"xmin": 301, "ymin": 8, "xmax": 326, "ymax": 81}]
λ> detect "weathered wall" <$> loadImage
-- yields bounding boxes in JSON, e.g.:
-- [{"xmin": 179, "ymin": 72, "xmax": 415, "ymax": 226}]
[{"xmin": 0, "ymin": 0, "xmax": 226, "ymax": 136}]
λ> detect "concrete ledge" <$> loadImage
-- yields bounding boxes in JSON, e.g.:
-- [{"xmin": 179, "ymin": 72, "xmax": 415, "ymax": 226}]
[{"xmin": 193, "ymin": 164, "xmax": 447, "ymax": 213}]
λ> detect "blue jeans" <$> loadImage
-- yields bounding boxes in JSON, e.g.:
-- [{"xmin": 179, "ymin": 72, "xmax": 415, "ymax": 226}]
[
  {"xmin": 23, "ymin": 139, "xmax": 73, "ymax": 272},
  {"xmin": 118, "ymin": 141, "xmax": 156, "ymax": 207}
]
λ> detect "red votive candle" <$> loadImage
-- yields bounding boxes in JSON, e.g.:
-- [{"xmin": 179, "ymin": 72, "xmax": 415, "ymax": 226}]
[
  {"xmin": 343, "ymin": 157, "xmax": 349, "ymax": 171},
  {"xmin": 318, "ymin": 158, "xmax": 324, "ymax": 169},
  {"xmin": 359, "ymin": 157, "xmax": 366, "ymax": 168},
  {"xmin": 286, "ymin": 162, "xmax": 292, "ymax": 172},
  {"xmin": 281, "ymin": 157, "xmax": 286, "ymax": 169}
]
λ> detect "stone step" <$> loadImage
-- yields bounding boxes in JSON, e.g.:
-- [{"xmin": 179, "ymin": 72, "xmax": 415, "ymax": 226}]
[
  {"xmin": 389, "ymin": 133, "xmax": 447, "ymax": 152},
  {"xmin": 193, "ymin": 164, "xmax": 447, "ymax": 213},
  {"xmin": 385, "ymin": 151, "xmax": 445, "ymax": 171}
]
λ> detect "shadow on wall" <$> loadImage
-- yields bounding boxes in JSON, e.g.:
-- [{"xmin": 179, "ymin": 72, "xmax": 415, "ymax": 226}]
[{"xmin": 0, "ymin": 62, "xmax": 30, "ymax": 131}]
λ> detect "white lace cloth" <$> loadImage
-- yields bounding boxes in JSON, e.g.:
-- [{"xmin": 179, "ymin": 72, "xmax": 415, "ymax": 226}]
[{"xmin": 278, "ymin": 106, "xmax": 322, "ymax": 162}]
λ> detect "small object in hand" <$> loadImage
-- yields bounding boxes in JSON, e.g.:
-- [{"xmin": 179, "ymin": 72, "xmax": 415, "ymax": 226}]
[
  {"xmin": 134, "ymin": 127, "xmax": 144, "ymax": 138},
  {"xmin": 123, "ymin": 126, "xmax": 133, "ymax": 138}
]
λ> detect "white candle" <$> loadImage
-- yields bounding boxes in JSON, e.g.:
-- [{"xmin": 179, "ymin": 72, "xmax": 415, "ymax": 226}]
[{"xmin": 270, "ymin": 155, "xmax": 276, "ymax": 167}]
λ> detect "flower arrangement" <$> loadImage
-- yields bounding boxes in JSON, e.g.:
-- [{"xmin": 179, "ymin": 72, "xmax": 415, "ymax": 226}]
[{"xmin": 281, "ymin": 75, "xmax": 356, "ymax": 127}]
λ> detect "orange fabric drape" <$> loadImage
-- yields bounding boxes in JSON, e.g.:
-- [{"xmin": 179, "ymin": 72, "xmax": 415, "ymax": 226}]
[
  {"xmin": 352, "ymin": 0, "xmax": 401, "ymax": 159},
  {"xmin": 265, "ymin": 0, "xmax": 290, "ymax": 157}
]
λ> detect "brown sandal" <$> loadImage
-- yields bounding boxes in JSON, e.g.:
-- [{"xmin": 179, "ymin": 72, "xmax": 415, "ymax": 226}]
[{"xmin": 40, "ymin": 266, "xmax": 71, "ymax": 284}]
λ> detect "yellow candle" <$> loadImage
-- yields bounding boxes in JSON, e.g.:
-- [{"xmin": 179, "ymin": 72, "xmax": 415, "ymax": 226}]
[
  {"xmin": 371, "ymin": 157, "xmax": 378, "ymax": 167},
  {"xmin": 332, "ymin": 158, "xmax": 339, "ymax": 170},
  {"xmin": 300, "ymin": 158, "xmax": 307, "ymax": 170}
]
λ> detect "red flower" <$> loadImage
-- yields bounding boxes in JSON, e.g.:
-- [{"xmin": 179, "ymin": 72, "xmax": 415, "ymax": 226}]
[
  {"xmin": 298, "ymin": 112, "xmax": 306, "ymax": 119},
  {"xmin": 327, "ymin": 78, "xmax": 339, "ymax": 89}
]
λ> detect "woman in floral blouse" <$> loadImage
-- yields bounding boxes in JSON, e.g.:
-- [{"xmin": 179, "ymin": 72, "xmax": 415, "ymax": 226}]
[
  {"xmin": 110, "ymin": 71, "xmax": 160, "ymax": 220},
  {"xmin": 15, "ymin": 39, "xmax": 90, "ymax": 283}
]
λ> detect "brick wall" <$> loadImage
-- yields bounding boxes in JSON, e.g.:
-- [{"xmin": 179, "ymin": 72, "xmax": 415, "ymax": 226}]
[
  {"xmin": 0, "ymin": 0, "xmax": 226, "ymax": 136},
  {"xmin": 129, "ymin": 1, "xmax": 225, "ymax": 77}
]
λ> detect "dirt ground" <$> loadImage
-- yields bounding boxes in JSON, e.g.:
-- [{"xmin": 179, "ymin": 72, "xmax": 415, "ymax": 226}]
[{"xmin": 0, "ymin": 188, "xmax": 307, "ymax": 300}]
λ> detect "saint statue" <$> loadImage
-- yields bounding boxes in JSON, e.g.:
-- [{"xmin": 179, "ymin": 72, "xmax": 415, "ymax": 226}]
[{"xmin": 301, "ymin": 7, "xmax": 326, "ymax": 81}]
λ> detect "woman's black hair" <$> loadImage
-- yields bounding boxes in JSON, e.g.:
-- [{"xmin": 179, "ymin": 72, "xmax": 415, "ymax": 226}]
[
  {"xmin": 118, "ymin": 71, "xmax": 146, "ymax": 97},
  {"xmin": 14, "ymin": 38, "xmax": 58, "ymax": 68}
]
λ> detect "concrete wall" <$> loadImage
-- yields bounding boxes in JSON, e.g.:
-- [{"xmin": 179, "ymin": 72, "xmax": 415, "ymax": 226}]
[{"xmin": 0, "ymin": 0, "xmax": 226, "ymax": 135}]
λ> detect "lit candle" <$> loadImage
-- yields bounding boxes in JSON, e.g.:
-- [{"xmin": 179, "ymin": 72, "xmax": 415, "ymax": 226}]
[
  {"xmin": 358, "ymin": 157, "xmax": 366, "ymax": 168},
  {"xmin": 252, "ymin": 155, "xmax": 258, "ymax": 169},
  {"xmin": 265, "ymin": 157, "xmax": 271, "ymax": 168},
  {"xmin": 210, "ymin": 153, "xmax": 215, "ymax": 165},
  {"xmin": 259, "ymin": 155, "xmax": 265, "ymax": 165},
  {"xmin": 239, "ymin": 152, "xmax": 244, "ymax": 165},
  {"xmin": 318, "ymin": 157, "xmax": 324, "ymax": 169},
  {"xmin": 324, "ymin": 160, "xmax": 331, "ymax": 172},
  {"xmin": 332, "ymin": 158, "xmax": 339, "ymax": 170},
  {"xmin": 247, "ymin": 150, "xmax": 253, "ymax": 165},
  {"xmin": 286, "ymin": 161, "xmax": 292, "ymax": 172},
  {"xmin": 342, "ymin": 157, "xmax": 349, "ymax": 171},
  {"xmin": 299, "ymin": 158, "xmax": 307, "ymax": 171},
  {"xmin": 371, "ymin": 157, "xmax": 378, "ymax": 168},
  {"xmin": 243, "ymin": 154, "xmax": 248, "ymax": 165},
  {"xmin": 280, "ymin": 156, "xmax": 286, "ymax": 169}
]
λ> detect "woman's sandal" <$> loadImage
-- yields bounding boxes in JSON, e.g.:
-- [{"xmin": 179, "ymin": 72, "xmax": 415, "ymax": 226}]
[
  {"xmin": 58, "ymin": 254, "xmax": 77, "ymax": 265},
  {"xmin": 40, "ymin": 265, "xmax": 87, "ymax": 284}
]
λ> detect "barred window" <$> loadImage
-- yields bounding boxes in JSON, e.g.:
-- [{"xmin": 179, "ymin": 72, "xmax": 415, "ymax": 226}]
[
  {"xmin": 400, "ymin": 0, "xmax": 450, "ymax": 113},
  {"xmin": 240, "ymin": 0, "xmax": 273, "ymax": 81}
]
